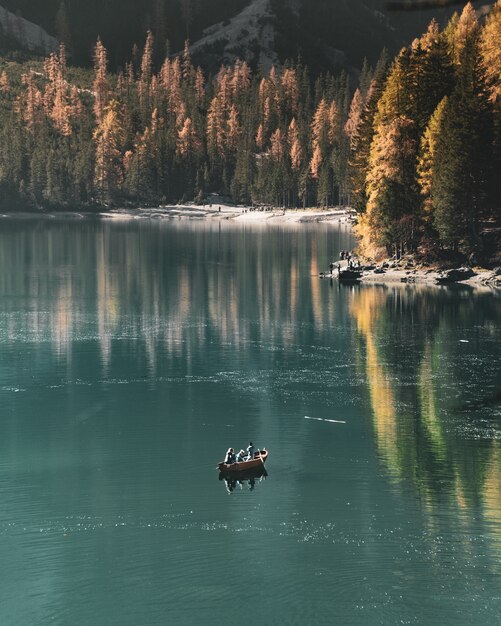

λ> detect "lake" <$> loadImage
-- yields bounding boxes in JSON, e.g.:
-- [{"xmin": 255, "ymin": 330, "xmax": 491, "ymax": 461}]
[{"xmin": 0, "ymin": 217, "xmax": 500, "ymax": 625}]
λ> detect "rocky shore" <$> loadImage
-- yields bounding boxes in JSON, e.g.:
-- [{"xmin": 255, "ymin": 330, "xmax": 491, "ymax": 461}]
[{"xmin": 357, "ymin": 260, "xmax": 501, "ymax": 289}]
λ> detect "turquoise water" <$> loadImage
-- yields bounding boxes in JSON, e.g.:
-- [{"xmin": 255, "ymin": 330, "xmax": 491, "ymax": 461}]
[{"xmin": 0, "ymin": 217, "xmax": 500, "ymax": 625}]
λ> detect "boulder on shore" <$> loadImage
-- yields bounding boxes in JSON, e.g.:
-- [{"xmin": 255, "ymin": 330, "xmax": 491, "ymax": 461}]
[{"xmin": 435, "ymin": 267, "xmax": 476, "ymax": 284}]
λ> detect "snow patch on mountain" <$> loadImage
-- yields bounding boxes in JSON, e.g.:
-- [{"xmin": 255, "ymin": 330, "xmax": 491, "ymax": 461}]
[
  {"xmin": 0, "ymin": 4, "xmax": 58, "ymax": 54},
  {"xmin": 188, "ymin": 0, "xmax": 279, "ymax": 70}
]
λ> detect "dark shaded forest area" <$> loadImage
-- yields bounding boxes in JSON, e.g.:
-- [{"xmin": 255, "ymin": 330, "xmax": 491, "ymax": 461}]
[
  {"xmin": 2, "ymin": 0, "xmax": 249, "ymax": 66},
  {"xmin": 1, "ymin": 0, "xmax": 457, "ymax": 70}
]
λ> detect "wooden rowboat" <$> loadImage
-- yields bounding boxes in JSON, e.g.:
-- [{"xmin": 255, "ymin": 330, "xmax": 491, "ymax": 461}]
[
  {"xmin": 338, "ymin": 268, "xmax": 362, "ymax": 283},
  {"xmin": 217, "ymin": 448, "xmax": 268, "ymax": 472}
]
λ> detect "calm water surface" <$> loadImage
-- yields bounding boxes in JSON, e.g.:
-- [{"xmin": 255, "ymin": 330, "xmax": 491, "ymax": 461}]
[{"xmin": 0, "ymin": 218, "xmax": 500, "ymax": 625}]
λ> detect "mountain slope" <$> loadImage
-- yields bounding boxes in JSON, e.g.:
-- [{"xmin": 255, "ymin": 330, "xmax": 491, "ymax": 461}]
[
  {"xmin": 0, "ymin": 4, "xmax": 57, "ymax": 54},
  {"xmin": 187, "ymin": 0, "xmax": 486, "ymax": 74},
  {"xmin": 189, "ymin": 0, "xmax": 280, "ymax": 71},
  {"xmin": 0, "ymin": 0, "xmax": 495, "ymax": 74}
]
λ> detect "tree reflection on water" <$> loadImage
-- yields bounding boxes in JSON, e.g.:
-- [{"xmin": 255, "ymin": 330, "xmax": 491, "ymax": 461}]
[{"xmin": 349, "ymin": 284, "xmax": 501, "ymax": 571}]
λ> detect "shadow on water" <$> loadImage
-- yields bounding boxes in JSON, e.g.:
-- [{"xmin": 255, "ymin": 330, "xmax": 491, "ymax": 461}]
[{"xmin": 218, "ymin": 468, "xmax": 268, "ymax": 494}]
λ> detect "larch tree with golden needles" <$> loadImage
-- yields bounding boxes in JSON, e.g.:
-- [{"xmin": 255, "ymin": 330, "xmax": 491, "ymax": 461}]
[
  {"xmin": 94, "ymin": 100, "xmax": 125, "ymax": 203},
  {"xmin": 479, "ymin": 0, "xmax": 501, "ymax": 215},
  {"xmin": 479, "ymin": 0, "xmax": 501, "ymax": 106},
  {"xmin": 93, "ymin": 39, "xmax": 111, "ymax": 126},
  {"xmin": 0, "ymin": 71, "xmax": 10, "ymax": 93}
]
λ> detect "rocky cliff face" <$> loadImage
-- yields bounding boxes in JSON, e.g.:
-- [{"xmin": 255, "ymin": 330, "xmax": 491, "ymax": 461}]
[
  {"xmin": 0, "ymin": 4, "xmax": 58, "ymax": 54},
  {"xmin": 189, "ymin": 0, "xmax": 280, "ymax": 71}
]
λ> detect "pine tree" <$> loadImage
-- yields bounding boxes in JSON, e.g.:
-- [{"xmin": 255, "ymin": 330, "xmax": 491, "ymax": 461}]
[
  {"xmin": 345, "ymin": 88, "xmax": 364, "ymax": 148},
  {"xmin": 194, "ymin": 67, "xmax": 205, "ymax": 103},
  {"xmin": 177, "ymin": 116, "xmax": 202, "ymax": 159},
  {"xmin": 0, "ymin": 71, "xmax": 10, "ymax": 93},
  {"xmin": 310, "ymin": 97, "xmax": 330, "ymax": 200},
  {"xmin": 479, "ymin": 0, "xmax": 501, "ymax": 219},
  {"xmin": 93, "ymin": 39, "xmax": 110, "ymax": 125},
  {"xmin": 451, "ymin": 2, "xmax": 479, "ymax": 65},
  {"xmin": 94, "ymin": 100, "xmax": 125, "ymax": 203},
  {"xmin": 348, "ymin": 49, "xmax": 389, "ymax": 213},
  {"xmin": 139, "ymin": 32, "xmax": 154, "ymax": 120},
  {"xmin": 226, "ymin": 104, "xmax": 241, "ymax": 153},
  {"xmin": 410, "ymin": 20, "xmax": 454, "ymax": 134},
  {"xmin": 310, "ymin": 143, "xmax": 323, "ymax": 180},
  {"xmin": 432, "ymin": 4, "xmax": 492, "ymax": 251},
  {"xmin": 365, "ymin": 115, "xmax": 418, "ymax": 254},
  {"xmin": 288, "ymin": 118, "xmax": 302, "ymax": 172},
  {"xmin": 43, "ymin": 45, "xmax": 74, "ymax": 137},
  {"xmin": 231, "ymin": 137, "xmax": 255, "ymax": 204},
  {"xmin": 358, "ymin": 19, "xmax": 454, "ymax": 252},
  {"xmin": 417, "ymin": 96, "xmax": 448, "ymax": 222},
  {"xmin": 417, "ymin": 96, "xmax": 448, "ymax": 201},
  {"xmin": 17, "ymin": 72, "xmax": 44, "ymax": 134},
  {"xmin": 125, "ymin": 108, "xmax": 162, "ymax": 202},
  {"xmin": 479, "ymin": 0, "xmax": 501, "ymax": 106}
]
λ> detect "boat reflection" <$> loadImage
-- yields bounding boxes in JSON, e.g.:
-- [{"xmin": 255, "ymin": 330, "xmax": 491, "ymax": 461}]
[{"xmin": 218, "ymin": 467, "xmax": 268, "ymax": 494}]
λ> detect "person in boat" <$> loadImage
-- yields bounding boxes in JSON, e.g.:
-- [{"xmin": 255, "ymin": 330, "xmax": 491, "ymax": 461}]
[
  {"xmin": 246, "ymin": 441, "xmax": 254, "ymax": 460},
  {"xmin": 224, "ymin": 448, "xmax": 236, "ymax": 464},
  {"xmin": 236, "ymin": 449, "xmax": 246, "ymax": 462}
]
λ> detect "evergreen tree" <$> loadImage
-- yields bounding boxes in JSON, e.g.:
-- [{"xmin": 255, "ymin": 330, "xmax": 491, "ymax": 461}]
[
  {"xmin": 94, "ymin": 100, "xmax": 125, "ymax": 203},
  {"xmin": 417, "ymin": 96, "xmax": 448, "ymax": 224},
  {"xmin": 479, "ymin": 0, "xmax": 501, "ymax": 219},
  {"xmin": 348, "ymin": 49, "xmax": 389, "ymax": 213},
  {"xmin": 432, "ymin": 4, "xmax": 492, "ymax": 251}
]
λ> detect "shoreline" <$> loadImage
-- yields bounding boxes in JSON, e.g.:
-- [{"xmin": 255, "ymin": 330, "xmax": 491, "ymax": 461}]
[
  {"xmin": 324, "ymin": 259, "xmax": 501, "ymax": 290},
  {"xmin": 360, "ymin": 268, "xmax": 501, "ymax": 289},
  {"xmin": 2, "ymin": 204, "xmax": 498, "ymax": 288},
  {"xmin": 102, "ymin": 204, "xmax": 355, "ymax": 224},
  {"xmin": 0, "ymin": 204, "xmax": 354, "ymax": 225}
]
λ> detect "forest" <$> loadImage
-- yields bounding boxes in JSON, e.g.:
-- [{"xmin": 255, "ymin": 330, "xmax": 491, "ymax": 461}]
[{"xmin": 0, "ymin": 1, "xmax": 499, "ymax": 261}]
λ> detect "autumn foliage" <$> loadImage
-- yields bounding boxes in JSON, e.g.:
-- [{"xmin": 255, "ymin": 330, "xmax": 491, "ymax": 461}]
[{"xmin": 0, "ymin": 2, "xmax": 499, "ymax": 259}]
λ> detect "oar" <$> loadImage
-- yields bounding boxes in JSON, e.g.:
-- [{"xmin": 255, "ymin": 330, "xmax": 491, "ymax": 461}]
[{"xmin": 258, "ymin": 449, "xmax": 265, "ymax": 466}]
